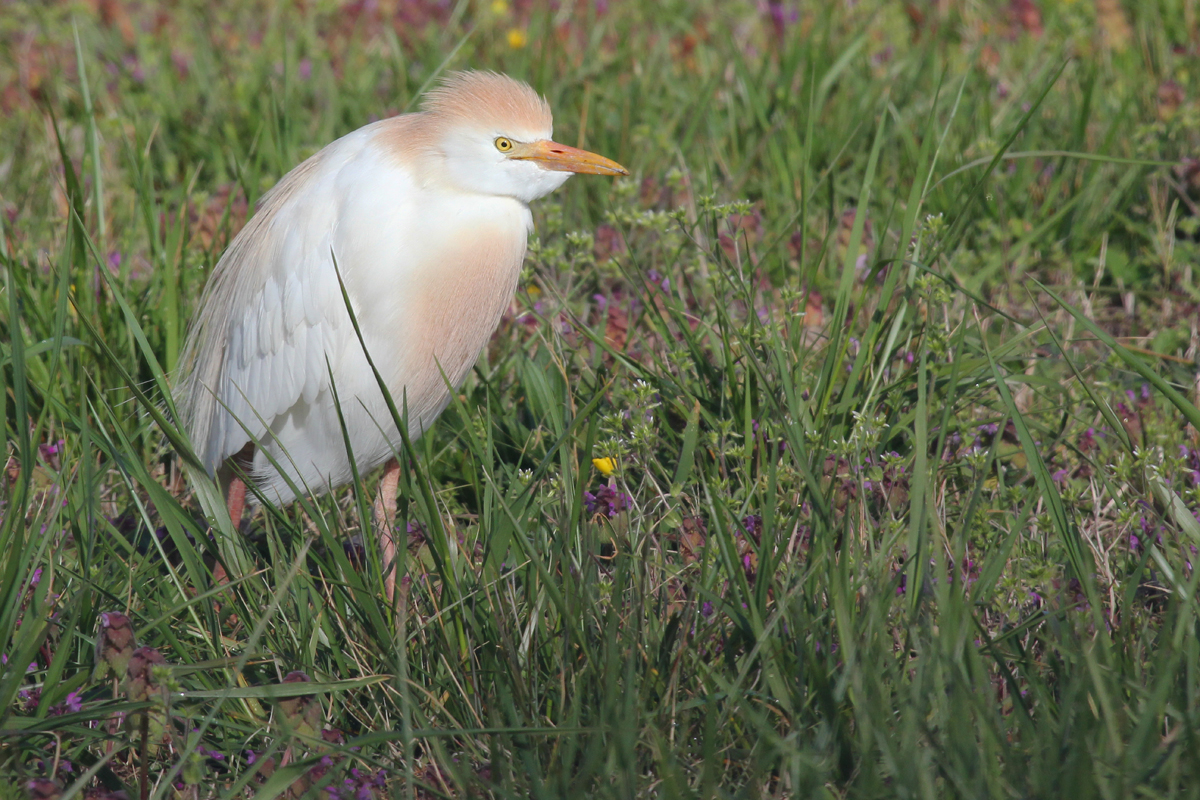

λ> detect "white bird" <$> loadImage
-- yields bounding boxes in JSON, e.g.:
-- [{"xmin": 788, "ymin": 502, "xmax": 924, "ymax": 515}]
[{"xmin": 175, "ymin": 71, "xmax": 627, "ymax": 599}]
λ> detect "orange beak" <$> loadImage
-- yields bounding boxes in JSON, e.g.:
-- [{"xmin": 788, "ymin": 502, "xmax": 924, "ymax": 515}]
[{"xmin": 512, "ymin": 140, "xmax": 628, "ymax": 176}]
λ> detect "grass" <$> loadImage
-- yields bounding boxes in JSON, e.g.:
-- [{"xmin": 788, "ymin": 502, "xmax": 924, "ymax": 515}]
[{"xmin": 3, "ymin": 0, "xmax": 1200, "ymax": 797}]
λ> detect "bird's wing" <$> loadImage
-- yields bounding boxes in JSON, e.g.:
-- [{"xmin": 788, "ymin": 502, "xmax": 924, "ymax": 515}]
[{"xmin": 175, "ymin": 128, "xmax": 379, "ymax": 476}]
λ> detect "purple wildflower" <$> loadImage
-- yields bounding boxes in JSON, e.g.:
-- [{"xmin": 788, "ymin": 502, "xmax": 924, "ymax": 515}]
[
  {"xmin": 740, "ymin": 514, "xmax": 763, "ymax": 542},
  {"xmin": 48, "ymin": 690, "xmax": 82, "ymax": 716},
  {"xmin": 766, "ymin": 2, "xmax": 798, "ymax": 28},
  {"xmin": 583, "ymin": 485, "xmax": 629, "ymax": 518}
]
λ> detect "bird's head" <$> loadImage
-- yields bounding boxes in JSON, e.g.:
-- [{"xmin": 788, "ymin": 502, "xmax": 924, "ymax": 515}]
[{"xmin": 422, "ymin": 71, "xmax": 628, "ymax": 204}]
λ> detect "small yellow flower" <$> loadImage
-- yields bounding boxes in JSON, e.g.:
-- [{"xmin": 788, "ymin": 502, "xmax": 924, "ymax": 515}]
[
  {"xmin": 506, "ymin": 27, "xmax": 527, "ymax": 49},
  {"xmin": 490, "ymin": 0, "xmax": 509, "ymax": 14},
  {"xmin": 592, "ymin": 457, "xmax": 616, "ymax": 477},
  {"xmin": 526, "ymin": 284, "xmax": 542, "ymax": 298}
]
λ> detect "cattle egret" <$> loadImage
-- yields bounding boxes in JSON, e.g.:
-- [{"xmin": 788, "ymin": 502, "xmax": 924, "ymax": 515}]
[{"xmin": 176, "ymin": 71, "xmax": 627, "ymax": 599}]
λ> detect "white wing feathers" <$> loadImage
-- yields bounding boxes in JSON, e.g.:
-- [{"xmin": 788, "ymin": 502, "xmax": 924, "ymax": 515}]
[
  {"xmin": 219, "ymin": 254, "xmax": 337, "ymax": 463},
  {"xmin": 176, "ymin": 134, "xmax": 353, "ymax": 480}
]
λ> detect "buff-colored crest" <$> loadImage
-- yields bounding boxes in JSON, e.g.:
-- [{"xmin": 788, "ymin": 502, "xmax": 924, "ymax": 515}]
[{"xmin": 421, "ymin": 70, "xmax": 553, "ymax": 135}]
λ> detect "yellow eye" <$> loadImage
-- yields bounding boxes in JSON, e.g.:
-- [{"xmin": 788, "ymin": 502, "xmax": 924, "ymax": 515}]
[{"xmin": 495, "ymin": 137, "xmax": 514, "ymax": 152}]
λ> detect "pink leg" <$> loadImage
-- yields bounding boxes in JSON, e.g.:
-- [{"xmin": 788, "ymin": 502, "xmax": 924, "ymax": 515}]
[
  {"xmin": 374, "ymin": 458, "xmax": 401, "ymax": 604},
  {"xmin": 227, "ymin": 474, "xmax": 247, "ymax": 530},
  {"xmin": 214, "ymin": 443, "xmax": 255, "ymax": 586},
  {"xmin": 211, "ymin": 475, "xmax": 246, "ymax": 587}
]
